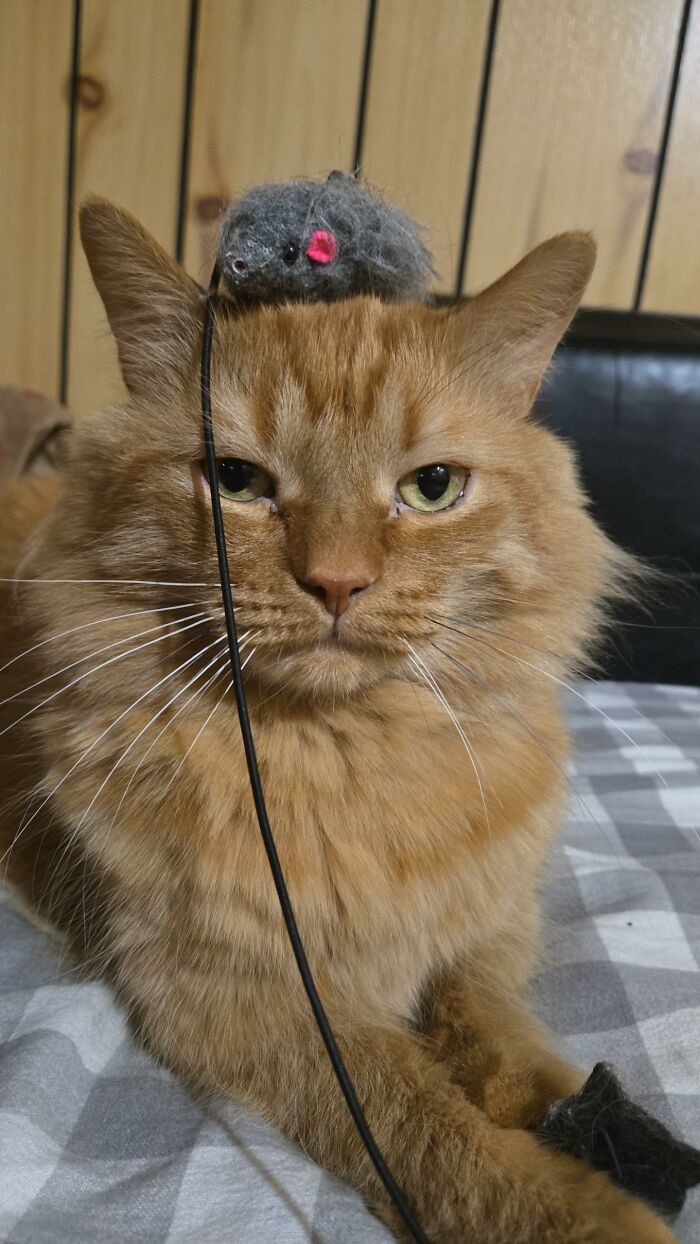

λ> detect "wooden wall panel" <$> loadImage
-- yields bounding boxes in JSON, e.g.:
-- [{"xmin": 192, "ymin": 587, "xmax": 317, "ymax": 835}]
[
  {"xmin": 361, "ymin": 0, "xmax": 491, "ymax": 291},
  {"xmin": 3, "ymin": 0, "xmax": 700, "ymax": 414},
  {"xmin": 643, "ymin": 2, "xmax": 700, "ymax": 315},
  {"xmin": 0, "ymin": 0, "xmax": 72, "ymax": 397},
  {"xmin": 464, "ymin": 0, "xmax": 683, "ymax": 308},
  {"xmin": 67, "ymin": 0, "xmax": 190, "ymax": 416},
  {"xmin": 184, "ymin": 0, "xmax": 368, "ymax": 283}
]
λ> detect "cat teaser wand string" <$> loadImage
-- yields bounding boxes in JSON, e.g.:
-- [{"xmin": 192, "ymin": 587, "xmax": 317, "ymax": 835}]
[{"xmin": 200, "ymin": 263, "xmax": 431, "ymax": 1244}]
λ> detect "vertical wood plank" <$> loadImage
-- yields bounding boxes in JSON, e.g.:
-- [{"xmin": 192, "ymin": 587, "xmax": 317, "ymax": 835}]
[
  {"xmin": 68, "ymin": 0, "xmax": 190, "ymax": 415},
  {"xmin": 642, "ymin": 1, "xmax": 700, "ymax": 314},
  {"xmin": 465, "ymin": 0, "xmax": 684, "ymax": 308},
  {"xmin": 0, "ymin": 0, "xmax": 73, "ymax": 396},
  {"xmin": 361, "ymin": 0, "xmax": 491, "ymax": 291},
  {"xmin": 184, "ymin": 0, "xmax": 368, "ymax": 282}
]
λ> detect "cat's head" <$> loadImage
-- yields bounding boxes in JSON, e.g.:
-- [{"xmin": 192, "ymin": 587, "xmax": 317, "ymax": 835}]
[{"xmin": 37, "ymin": 200, "xmax": 621, "ymax": 705}]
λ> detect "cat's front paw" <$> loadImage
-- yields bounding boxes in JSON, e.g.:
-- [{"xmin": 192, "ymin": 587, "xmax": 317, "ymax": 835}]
[
  {"xmin": 502, "ymin": 1132, "xmax": 680, "ymax": 1244},
  {"xmin": 558, "ymin": 1169, "xmax": 680, "ymax": 1244},
  {"xmin": 579, "ymin": 1204, "xmax": 678, "ymax": 1244}
]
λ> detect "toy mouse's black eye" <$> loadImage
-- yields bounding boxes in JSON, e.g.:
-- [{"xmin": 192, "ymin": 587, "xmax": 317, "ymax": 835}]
[{"xmin": 283, "ymin": 241, "xmax": 300, "ymax": 264}]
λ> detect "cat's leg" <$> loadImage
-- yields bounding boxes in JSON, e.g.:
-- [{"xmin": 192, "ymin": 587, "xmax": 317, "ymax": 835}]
[
  {"xmin": 152, "ymin": 991, "xmax": 676, "ymax": 1244},
  {"xmin": 417, "ymin": 892, "xmax": 589, "ymax": 1130},
  {"xmin": 419, "ymin": 961, "xmax": 585, "ymax": 1130}
]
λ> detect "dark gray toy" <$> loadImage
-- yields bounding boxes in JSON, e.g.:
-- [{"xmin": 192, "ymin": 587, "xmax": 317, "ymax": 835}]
[
  {"xmin": 216, "ymin": 171, "xmax": 433, "ymax": 305},
  {"xmin": 536, "ymin": 1063, "xmax": 700, "ymax": 1216}
]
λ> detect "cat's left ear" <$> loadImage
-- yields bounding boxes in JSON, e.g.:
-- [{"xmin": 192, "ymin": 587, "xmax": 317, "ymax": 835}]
[
  {"xmin": 451, "ymin": 232, "xmax": 596, "ymax": 408},
  {"xmin": 79, "ymin": 198, "xmax": 205, "ymax": 399}
]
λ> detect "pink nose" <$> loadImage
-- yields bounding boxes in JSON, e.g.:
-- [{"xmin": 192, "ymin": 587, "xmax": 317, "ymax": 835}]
[
  {"xmin": 300, "ymin": 570, "xmax": 374, "ymax": 619},
  {"xmin": 306, "ymin": 230, "xmax": 338, "ymax": 264}
]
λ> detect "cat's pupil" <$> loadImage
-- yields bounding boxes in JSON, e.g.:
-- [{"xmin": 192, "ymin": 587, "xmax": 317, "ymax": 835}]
[
  {"xmin": 218, "ymin": 459, "xmax": 256, "ymax": 493},
  {"xmin": 283, "ymin": 241, "xmax": 300, "ymax": 264},
  {"xmin": 416, "ymin": 464, "xmax": 450, "ymax": 501}
]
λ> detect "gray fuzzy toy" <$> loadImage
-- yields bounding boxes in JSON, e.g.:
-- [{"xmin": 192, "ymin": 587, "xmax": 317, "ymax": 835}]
[
  {"xmin": 536, "ymin": 1062, "xmax": 700, "ymax": 1217},
  {"xmin": 216, "ymin": 171, "xmax": 433, "ymax": 305}
]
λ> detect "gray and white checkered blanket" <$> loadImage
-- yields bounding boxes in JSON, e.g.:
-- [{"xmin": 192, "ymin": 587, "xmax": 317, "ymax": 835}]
[{"xmin": 1, "ymin": 681, "xmax": 698, "ymax": 1243}]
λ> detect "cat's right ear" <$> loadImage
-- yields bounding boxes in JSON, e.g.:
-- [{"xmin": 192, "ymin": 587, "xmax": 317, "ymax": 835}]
[
  {"xmin": 79, "ymin": 198, "xmax": 205, "ymax": 399},
  {"xmin": 445, "ymin": 232, "xmax": 596, "ymax": 411}
]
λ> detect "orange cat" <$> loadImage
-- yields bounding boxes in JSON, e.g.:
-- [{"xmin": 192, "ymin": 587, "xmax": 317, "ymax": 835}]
[{"xmin": 0, "ymin": 200, "xmax": 677, "ymax": 1243}]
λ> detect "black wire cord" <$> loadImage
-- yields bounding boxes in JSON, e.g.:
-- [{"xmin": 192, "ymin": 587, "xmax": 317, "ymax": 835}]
[{"xmin": 200, "ymin": 265, "xmax": 431, "ymax": 1244}]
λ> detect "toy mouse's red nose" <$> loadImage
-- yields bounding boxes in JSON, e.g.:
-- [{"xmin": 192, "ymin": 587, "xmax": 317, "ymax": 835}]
[{"xmin": 307, "ymin": 231, "xmax": 338, "ymax": 264}]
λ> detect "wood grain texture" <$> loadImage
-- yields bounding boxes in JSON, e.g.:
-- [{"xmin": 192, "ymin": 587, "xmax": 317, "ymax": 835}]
[
  {"xmin": 184, "ymin": 0, "xmax": 368, "ymax": 282},
  {"xmin": 361, "ymin": 0, "xmax": 491, "ymax": 292},
  {"xmin": 464, "ymin": 0, "xmax": 684, "ymax": 309},
  {"xmin": 642, "ymin": 1, "xmax": 700, "ymax": 314},
  {"xmin": 0, "ymin": 0, "xmax": 73, "ymax": 396},
  {"xmin": 67, "ymin": 0, "xmax": 189, "ymax": 415}
]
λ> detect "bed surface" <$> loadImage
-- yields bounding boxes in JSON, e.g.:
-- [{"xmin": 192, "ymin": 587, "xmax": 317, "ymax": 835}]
[{"xmin": 1, "ymin": 680, "xmax": 698, "ymax": 1243}]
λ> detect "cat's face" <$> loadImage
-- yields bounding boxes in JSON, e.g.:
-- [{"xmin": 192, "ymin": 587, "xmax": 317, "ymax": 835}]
[{"xmin": 43, "ymin": 202, "xmax": 615, "ymax": 705}]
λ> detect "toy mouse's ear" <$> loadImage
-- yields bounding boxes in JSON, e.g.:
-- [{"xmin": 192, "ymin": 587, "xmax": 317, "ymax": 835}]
[{"xmin": 79, "ymin": 197, "xmax": 204, "ymax": 400}]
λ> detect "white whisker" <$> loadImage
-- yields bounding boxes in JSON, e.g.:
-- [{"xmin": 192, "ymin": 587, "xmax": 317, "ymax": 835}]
[
  {"xmin": 458, "ymin": 630, "xmax": 671, "ymax": 789},
  {"xmin": 0, "ymin": 611, "xmax": 208, "ymax": 710},
  {"xmin": 101, "ymin": 631, "xmax": 257, "ymax": 833},
  {"xmin": 70, "ymin": 638, "xmax": 241, "ymax": 841},
  {"xmin": 0, "ymin": 602, "xmax": 199, "ymax": 678},
  {"xmin": 0, "ymin": 615, "xmax": 209, "ymax": 740},
  {"xmin": 432, "ymin": 641, "xmax": 655, "ymax": 866},
  {"xmin": 163, "ymin": 646, "xmax": 257, "ymax": 795},
  {"xmin": 404, "ymin": 640, "xmax": 491, "ymax": 835},
  {"xmin": 429, "ymin": 645, "xmax": 673, "ymax": 933},
  {"xmin": 435, "ymin": 614, "xmax": 565, "ymax": 666},
  {"xmin": 78, "ymin": 655, "xmax": 235, "ymax": 944},
  {"xmin": 0, "ymin": 577, "xmax": 214, "ymax": 587},
  {"xmin": 109, "ymin": 662, "xmax": 230, "ymax": 814},
  {"xmin": 434, "ymin": 614, "xmax": 683, "ymax": 754},
  {"xmin": 0, "ymin": 638, "xmax": 227, "ymax": 872}
]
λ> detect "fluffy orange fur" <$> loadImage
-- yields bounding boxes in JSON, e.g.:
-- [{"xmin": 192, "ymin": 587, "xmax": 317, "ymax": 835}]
[{"xmin": 0, "ymin": 200, "xmax": 677, "ymax": 1242}]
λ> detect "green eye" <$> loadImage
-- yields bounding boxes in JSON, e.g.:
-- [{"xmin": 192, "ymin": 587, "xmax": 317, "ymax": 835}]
[
  {"xmin": 397, "ymin": 464, "xmax": 468, "ymax": 512},
  {"xmin": 215, "ymin": 458, "xmax": 274, "ymax": 502}
]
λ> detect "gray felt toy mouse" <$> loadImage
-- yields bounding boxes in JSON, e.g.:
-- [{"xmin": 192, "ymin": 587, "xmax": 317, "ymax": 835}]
[
  {"xmin": 216, "ymin": 171, "xmax": 433, "ymax": 305},
  {"xmin": 536, "ymin": 1063, "xmax": 700, "ymax": 1217}
]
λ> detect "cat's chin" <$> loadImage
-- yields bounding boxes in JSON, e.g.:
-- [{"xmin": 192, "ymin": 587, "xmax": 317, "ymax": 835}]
[{"xmin": 254, "ymin": 639, "xmax": 390, "ymax": 703}]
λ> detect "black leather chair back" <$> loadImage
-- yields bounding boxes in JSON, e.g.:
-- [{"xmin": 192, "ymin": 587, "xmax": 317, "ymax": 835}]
[{"xmin": 536, "ymin": 346, "xmax": 700, "ymax": 686}]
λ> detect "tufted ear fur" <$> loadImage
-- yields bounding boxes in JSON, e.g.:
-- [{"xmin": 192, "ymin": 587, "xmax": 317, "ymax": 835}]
[
  {"xmin": 79, "ymin": 198, "xmax": 204, "ymax": 399},
  {"xmin": 451, "ymin": 232, "xmax": 596, "ymax": 409}
]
